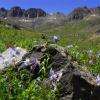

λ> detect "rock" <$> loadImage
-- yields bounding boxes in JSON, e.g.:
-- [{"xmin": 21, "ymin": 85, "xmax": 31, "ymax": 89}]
[
  {"xmin": 3, "ymin": 44, "xmax": 99, "ymax": 99},
  {"xmin": 34, "ymin": 44, "xmax": 99, "ymax": 100},
  {"xmin": 0, "ymin": 8, "xmax": 7, "ymax": 17},
  {"xmin": 24, "ymin": 8, "xmax": 46, "ymax": 18},
  {"xmin": 7, "ymin": 6, "xmax": 23, "ymax": 17},
  {"xmin": 69, "ymin": 7, "xmax": 91, "ymax": 20},
  {"xmin": 69, "ymin": 6, "xmax": 100, "ymax": 20},
  {"xmin": 0, "ymin": 47, "xmax": 27, "ymax": 69},
  {"xmin": 3, "ymin": 6, "xmax": 46, "ymax": 18}
]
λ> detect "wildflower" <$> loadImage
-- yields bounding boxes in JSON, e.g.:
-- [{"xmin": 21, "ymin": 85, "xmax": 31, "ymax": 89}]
[
  {"xmin": 50, "ymin": 68, "xmax": 54, "ymax": 76},
  {"xmin": 23, "ymin": 58, "xmax": 30, "ymax": 66},
  {"xmin": 96, "ymin": 75, "xmax": 100, "ymax": 86},
  {"xmin": 49, "ymin": 69, "xmax": 63, "ymax": 91},
  {"xmin": 49, "ymin": 68, "xmax": 56, "ymax": 81},
  {"xmin": 56, "ymin": 70, "xmax": 63, "ymax": 82},
  {"xmin": 49, "ymin": 68, "xmax": 63, "ymax": 82},
  {"xmin": 52, "ymin": 35, "xmax": 59, "ymax": 42},
  {"xmin": 31, "ymin": 57, "xmax": 39, "ymax": 69}
]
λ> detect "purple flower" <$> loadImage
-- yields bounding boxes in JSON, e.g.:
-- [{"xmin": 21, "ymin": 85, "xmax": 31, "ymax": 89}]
[
  {"xmin": 31, "ymin": 57, "xmax": 39, "ymax": 68},
  {"xmin": 23, "ymin": 58, "xmax": 30, "ymax": 66},
  {"xmin": 9, "ymin": 49, "xmax": 16, "ymax": 58},
  {"xmin": 96, "ymin": 75, "xmax": 100, "ymax": 86},
  {"xmin": 50, "ymin": 76, "xmax": 53, "ymax": 81},
  {"xmin": 50, "ymin": 68, "xmax": 54, "ymax": 76},
  {"xmin": 49, "ymin": 69, "xmax": 63, "ymax": 82},
  {"xmin": 52, "ymin": 35, "xmax": 59, "ymax": 42},
  {"xmin": 56, "ymin": 70, "xmax": 63, "ymax": 82}
]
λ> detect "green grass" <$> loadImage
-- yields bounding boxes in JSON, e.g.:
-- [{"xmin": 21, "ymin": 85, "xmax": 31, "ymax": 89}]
[{"xmin": 0, "ymin": 20, "xmax": 100, "ymax": 99}]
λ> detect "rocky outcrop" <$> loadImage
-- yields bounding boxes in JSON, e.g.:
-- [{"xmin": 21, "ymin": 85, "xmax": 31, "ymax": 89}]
[
  {"xmin": 12, "ymin": 44, "xmax": 100, "ymax": 100},
  {"xmin": 0, "ymin": 8, "xmax": 7, "ymax": 17},
  {"xmin": 7, "ymin": 6, "xmax": 23, "ymax": 17},
  {"xmin": 24, "ymin": 8, "xmax": 46, "ymax": 18},
  {"xmin": 69, "ymin": 6, "xmax": 100, "ymax": 20}
]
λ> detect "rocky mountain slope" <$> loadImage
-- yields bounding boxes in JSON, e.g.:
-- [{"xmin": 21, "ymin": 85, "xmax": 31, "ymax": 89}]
[
  {"xmin": 0, "ymin": 6, "xmax": 99, "ymax": 32},
  {"xmin": 69, "ymin": 6, "xmax": 100, "ymax": 20},
  {"xmin": 0, "ymin": 6, "xmax": 46, "ymax": 18}
]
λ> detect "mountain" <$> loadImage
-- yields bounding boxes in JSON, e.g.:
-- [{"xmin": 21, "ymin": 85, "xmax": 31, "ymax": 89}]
[
  {"xmin": 0, "ymin": 6, "xmax": 46, "ymax": 18},
  {"xmin": 69, "ymin": 6, "xmax": 100, "ymax": 20},
  {"xmin": 0, "ymin": 6, "xmax": 100, "ymax": 34}
]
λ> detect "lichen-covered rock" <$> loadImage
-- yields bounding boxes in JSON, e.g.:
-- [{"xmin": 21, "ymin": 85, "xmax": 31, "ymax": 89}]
[{"xmin": 0, "ymin": 47, "xmax": 27, "ymax": 69}]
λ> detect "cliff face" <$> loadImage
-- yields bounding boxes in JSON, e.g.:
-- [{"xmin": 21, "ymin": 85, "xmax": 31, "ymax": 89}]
[
  {"xmin": 0, "ymin": 6, "xmax": 47, "ymax": 18},
  {"xmin": 69, "ymin": 7, "xmax": 100, "ymax": 20}
]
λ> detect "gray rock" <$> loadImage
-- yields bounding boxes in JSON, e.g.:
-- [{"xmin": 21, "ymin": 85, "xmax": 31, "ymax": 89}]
[
  {"xmin": 35, "ymin": 44, "xmax": 99, "ymax": 100},
  {"xmin": 0, "ymin": 47, "xmax": 27, "ymax": 69}
]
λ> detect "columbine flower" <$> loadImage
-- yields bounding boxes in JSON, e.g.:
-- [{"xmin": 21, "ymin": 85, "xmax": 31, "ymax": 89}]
[
  {"xmin": 52, "ymin": 35, "xmax": 59, "ymax": 42},
  {"xmin": 49, "ymin": 69, "xmax": 63, "ymax": 82},
  {"xmin": 96, "ymin": 75, "xmax": 100, "ymax": 86},
  {"xmin": 49, "ymin": 68, "xmax": 55, "ymax": 81},
  {"xmin": 31, "ymin": 57, "xmax": 39, "ymax": 69},
  {"xmin": 50, "ymin": 68, "xmax": 54, "ymax": 76},
  {"xmin": 56, "ymin": 70, "xmax": 63, "ymax": 82},
  {"xmin": 49, "ymin": 69, "xmax": 63, "ymax": 91},
  {"xmin": 23, "ymin": 58, "xmax": 30, "ymax": 66},
  {"xmin": 52, "ymin": 82, "xmax": 57, "ymax": 91}
]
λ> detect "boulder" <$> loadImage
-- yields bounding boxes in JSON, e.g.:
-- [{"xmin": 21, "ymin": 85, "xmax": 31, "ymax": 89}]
[
  {"xmin": 0, "ymin": 47, "xmax": 27, "ymax": 69},
  {"xmin": 29, "ymin": 44, "xmax": 100, "ymax": 100}
]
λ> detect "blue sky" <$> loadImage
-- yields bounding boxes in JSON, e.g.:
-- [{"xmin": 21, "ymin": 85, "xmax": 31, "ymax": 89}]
[{"xmin": 0, "ymin": 0, "xmax": 100, "ymax": 15}]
